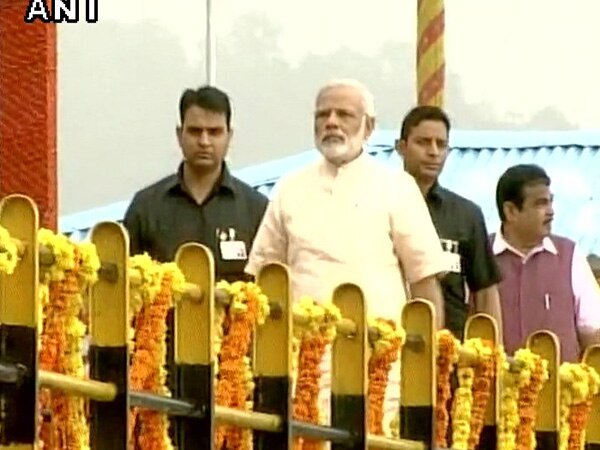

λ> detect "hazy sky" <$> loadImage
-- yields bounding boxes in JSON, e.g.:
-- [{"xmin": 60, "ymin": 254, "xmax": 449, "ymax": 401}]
[
  {"xmin": 53, "ymin": 0, "xmax": 600, "ymax": 216},
  {"xmin": 100, "ymin": 0, "xmax": 600, "ymax": 128}
]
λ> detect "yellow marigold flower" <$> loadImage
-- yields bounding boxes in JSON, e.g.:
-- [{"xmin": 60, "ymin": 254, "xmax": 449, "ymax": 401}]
[
  {"xmin": 161, "ymin": 262, "xmax": 186, "ymax": 302},
  {"xmin": 77, "ymin": 241, "xmax": 100, "ymax": 284},
  {"xmin": 129, "ymin": 253, "xmax": 162, "ymax": 315},
  {"xmin": 0, "ymin": 225, "xmax": 18, "ymax": 275},
  {"xmin": 38, "ymin": 228, "xmax": 76, "ymax": 280}
]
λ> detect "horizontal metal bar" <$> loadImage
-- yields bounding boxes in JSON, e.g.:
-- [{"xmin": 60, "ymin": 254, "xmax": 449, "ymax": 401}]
[
  {"xmin": 292, "ymin": 421, "xmax": 352, "ymax": 443},
  {"xmin": 39, "ymin": 370, "xmax": 117, "ymax": 402},
  {"xmin": 215, "ymin": 405, "xmax": 282, "ymax": 432},
  {"xmin": 129, "ymin": 390, "xmax": 203, "ymax": 418},
  {"xmin": 0, "ymin": 362, "xmax": 26, "ymax": 384},
  {"xmin": 367, "ymin": 434, "xmax": 426, "ymax": 450},
  {"xmin": 213, "ymin": 409, "xmax": 427, "ymax": 449}
]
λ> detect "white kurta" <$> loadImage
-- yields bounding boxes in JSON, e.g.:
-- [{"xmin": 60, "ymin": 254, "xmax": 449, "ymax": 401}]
[{"xmin": 246, "ymin": 151, "xmax": 448, "ymax": 434}]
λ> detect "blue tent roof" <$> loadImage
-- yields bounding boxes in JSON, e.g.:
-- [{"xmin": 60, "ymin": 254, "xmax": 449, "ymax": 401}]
[{"xmin": 60, "ymin": 130, "xmax": 600, "ymax": 255}]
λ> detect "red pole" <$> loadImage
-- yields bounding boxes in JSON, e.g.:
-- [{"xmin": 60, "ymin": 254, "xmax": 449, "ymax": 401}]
[
  {"xmin": 0, "ymin": 0, "xmax": 57, "ymax": 230},
  {"xmin": 417, "ymin": 0, "xmax": 445, "ymax": 106}
]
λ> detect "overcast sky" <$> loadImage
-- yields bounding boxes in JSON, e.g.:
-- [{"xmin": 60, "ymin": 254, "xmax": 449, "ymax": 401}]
[
  {"xmin": 55, "ymin": 0, "xmax": 600, "ymax": 215},
  {"xmin": 101, "ymin": 0, "xmax": 600, "ymax": 128}
]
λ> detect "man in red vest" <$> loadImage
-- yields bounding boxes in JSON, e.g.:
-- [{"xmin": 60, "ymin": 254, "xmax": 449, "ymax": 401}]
[{"xmin": 492, "ymin": 164, "xmax": 600, "ymax": 361}]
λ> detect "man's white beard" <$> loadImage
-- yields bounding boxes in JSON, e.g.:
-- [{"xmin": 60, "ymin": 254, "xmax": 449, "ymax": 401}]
[
  {"xmin": 317, "ymin": 123, "xmax": 366, "ymax": 165},
  {"xmin": 319, "ymin": 141, "xmax": 350, "ymax": 164}
]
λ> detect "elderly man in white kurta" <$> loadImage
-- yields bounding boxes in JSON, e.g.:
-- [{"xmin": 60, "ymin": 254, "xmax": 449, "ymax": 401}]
[{"xmin": 245, "ymin": 79, "xmax": 449, "ymax": 434}]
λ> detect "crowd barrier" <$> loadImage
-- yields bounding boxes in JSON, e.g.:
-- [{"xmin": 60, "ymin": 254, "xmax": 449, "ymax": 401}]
[{"xmin": 0, "ymin": 193, "xmax": 599, "ymax": 450}]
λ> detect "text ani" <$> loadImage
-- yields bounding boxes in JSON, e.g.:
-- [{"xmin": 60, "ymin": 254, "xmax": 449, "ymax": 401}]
[{"xmin": 25, "ymin": 0, "xmax": 98, "ymax": 24}]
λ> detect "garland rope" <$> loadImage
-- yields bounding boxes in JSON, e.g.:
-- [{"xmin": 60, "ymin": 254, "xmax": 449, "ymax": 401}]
[
  {"xmin": 467, "ymin": 339, "xmax": 495, "ymax": 450},
  {"xmin": 498, "ymin": 348, "xmax": 549, "ymax": 450},
  {"xmin": 128, "ymin": 256, "xmax": 186, "ymax": 450},
  {"xmin": 515, "ymin": 354, "xmax": 548, "ymax": 450},
  {"xmin": 36, "ymin": 229, "xmax": 100, "ymax": 450},
  {"xmin": 450, "ymin": 360, "xmax": 474, "ymax": 449},
  {"xmin": 291, "ymin": 296, "xmax": 340, "ymax": 450},
  {"xmin": 559, "ymin": 362, "xmax": 600, "ymax": 450},
  {"xmin": 367, "ymin": 318, "xmax": 405, "ymax": 436},
  {"xmin": 213, "ymin": 281, "xmax": 270, "ymax": 450},
  {"xmin": 128, "ymin": 254, "xmax": 163, "ymax": 447},
  {"xmin": 435, "ymin": 330, "xmax": 460, "ymax": 447},
  {"xmin": 449, "ymin": 338, "xmax": 499, "ymax": 450}
]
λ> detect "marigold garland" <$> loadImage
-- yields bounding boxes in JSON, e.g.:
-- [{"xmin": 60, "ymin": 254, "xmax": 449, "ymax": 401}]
[
  {"xmin": 36, "ymin": 229, "xmax": 100, "ymax": 450},
  {"xmin": 133, "ymin": 263, "xmax": 185, "ymax": 450},
  {"xmin": 467, "ymin": 339, "xmax": 495, "ymax": 450},
  {"xmin": 516, "ymin": 354, "xmax": 548, "ymax": 450},
  {"xmin": 214, "ymin": 280, "xmax": 230, "ymax": 383},
  {"xmin": 212, "ymin": 287, "xmax": 227, "ymax": 442},
  {"xmin": 214, "ymin": 281, "xmax": 270, "ymax": 450},
  {"xmin": 497, "ymin": 348, "xmax": 549, "ymax": 450},
  {"xmin": 292, "ymin": 296, "xmax": 341, "ymax": 450},
  {"xmin": 127, "ymin": 254, "xmax": 164, "ymax": 448},
  {"xmin": 435, "ymin": 330, "xmax": 460, "ymax": 448},
  {"xmin": 55, "ymin": 253, "xmax": 89, "ymax": 450},
  {"xmin": 36, "ymin": 230, "xmax": 75, "ymax": 448},
  {"xmin": 129, "ymin": 254, "xmax": 163, "ymax": 316},
  {"xmin": 442, "ymin": 338, "xmax": 501, "ymax": 450},
  {"xmin": 498, "ymin": 347, "xmax": 519, "ymax": 450},
  {"xmin": 77, "ymin": 242, "xmax": 101, "ymax": 285},
  {"xmin": 367, "ymin": 318, "xmax": 405, "ymax": 436},
  {"xmin": 0, "ymin": 225, "xmax": 18, "ymax": 275},
  {"xmin": 39, "ymin": 229, "xmax": 78, "ymax": 279},
  {"xmin": 451, "ymin": 365, "xmax": 474, "ymax": 450},
  {"xmin": 559, "ymin": 362, "xmax": 600, "ymax": 450}
]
